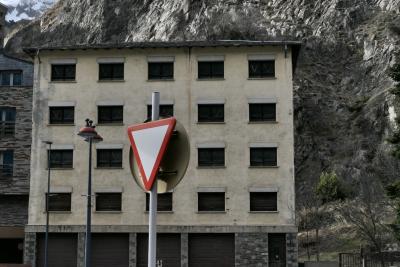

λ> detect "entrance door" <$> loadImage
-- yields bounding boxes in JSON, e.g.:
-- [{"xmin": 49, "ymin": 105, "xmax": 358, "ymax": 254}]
[
  {"xmin": 137, "ymin": 233, "xmax": 181, "ymax": 267},
  {"xmin": 268, "ymin": 233, "xmax": 287, "ymax": 267}
]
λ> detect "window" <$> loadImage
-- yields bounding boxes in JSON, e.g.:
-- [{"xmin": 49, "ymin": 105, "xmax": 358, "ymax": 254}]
[
  {"xmin": 249, "ymin": 104, "xmax": 276, "ymax": 122},
  {"xmin": 198, "ymin": 192, "xmax": 225, "ymax": 212},
  {"xmin": 46, "ymin": 193, "xmax": 71, "ymax": 212},
  {"xmin": 147, "ymin": 104, "xmax": 173, "ymax": 119},
  {"xmin": 99, "ymin": 63, "xmax": 124, "ymax": 80},
  {"xmin": 96, "ymin": 193, "xmax": 122, "ymax": 211},
  {"xmin": 98, "ymin": 106, "xmax": 123, "ymax": 124},
  {"xmin": 97, "ymin": 149, "xmax": 122, "ymax": 168},
  {"xmin": 250, "ymin": 192, "xmax": 277, "ymax": 211},
  {"xmin": 198, "ymin": 148, "xmax": 225, "ymax": 167},
  {"xmin": 148, "ymin": 62, "xmax": 174, "ymax": 80},
  {"xmin": 250, "ymin": 147, "xmax": 277, "ymax": 167},
  {"xmin": 49, "ymin": 107, "xmax": 74, "ymax": 124},
  {"xmin": 0, "ymin": 70, "xmax": 22, "ymax": 86},
  {"xmin": 198, "ymin": 61, "xmax": 224, "ymax": 79},
  {"xmin": 146, "ymin": 192, "xmax": 172, "ymax": 212},
  {"xmin": 198, "ymin": 104, "xmax": 224, "ymax": 122},
  {"xmin": 49, "ymin": 150, "xmax": 73, "ymax": 169},
  {"xmin": 0, "ymin": 107, "xmax": 16, "ymax": 137},
  {"xmin": 51, "ymin": 64, "xmax": 76, "ymax": 81},
  {"xmin": 249, "ymin": 60, "xmax": 275, "ymax": 78},
  {"xmin": 0, "ymin": 150, "xmax": 13, "ymax": 177}
]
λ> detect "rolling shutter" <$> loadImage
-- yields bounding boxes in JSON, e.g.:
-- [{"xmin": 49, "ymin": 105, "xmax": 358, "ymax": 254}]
[
  {"xmin": 36, "ymin": 233, "xmax": 77, "ymax": 267},
  {"xmin": 91, "ymin": 234, "xmax": 129, "ymax": 267}
]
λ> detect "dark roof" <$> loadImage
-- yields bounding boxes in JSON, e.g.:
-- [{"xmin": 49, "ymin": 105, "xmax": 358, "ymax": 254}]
[
  {"xmin": 0, "ymin": 3, "xmax": 8, "ymax": 10},
  {"xmin": 23, "ymin": 40, "xmax": 302, "ymax": 72},
  {"xmin": 0, "ymin": 50, "xmax": 33, "ymax": 64}
]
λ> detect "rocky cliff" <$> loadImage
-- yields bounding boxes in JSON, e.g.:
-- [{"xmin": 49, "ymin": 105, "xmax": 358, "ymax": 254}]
[{"xmin": 7, "ymin": 0, "xmax": 400, "ymax": 197}]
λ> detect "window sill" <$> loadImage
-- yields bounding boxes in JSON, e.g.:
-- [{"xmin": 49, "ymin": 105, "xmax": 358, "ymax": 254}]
[
  {"xmin": 248, "ymin": 166, "xmax": 279, "ymax": 169},
  {"xmin": 197, "ymin": 166, "xmax": 226, "ymax": 169},
  {"xmin": 196, "ymin": 78, "xmax": 225, "ymax": 81},
  {"xmin": 95, "ymin": 167, "xmax": 124, "ymax": 170},
  {"xmin": 247, "ymin": 77, "xmax": 277, "ymax": 80},
  {"xmin": 248, "ymin": 213, "xmax": 280, "ymax": 215},
  {"xmin": 50, "ymin": 80, "xmax": 77, "ymax": 83},
  {"xmin": 144, "ymin": 211, "xmax": 174, "ymax": 214},
  {"xmin": 248, "ymin": 121, "xmax": 278, "ymax": 124},
  {"xmin": 46, "ymin": 168, "xmax": 74, "ymax": 170},
  {"xmin": 44, "ymin": 211, "xmax": 72, "ymax": 214},
  {"xmin": 196, "ymin": 122, "xmax": 225, "ymax": 124},
  {"xmin": 96, "ymin": 123, "xmax": 124, "ymax": 126},
  {"xmin": 197, "ymin": 211, "xmax": 226, "ymax": 214},
  {"xmin": 95, "ymin": 211, "xmax": 122, "ymax": 214},
  {"xmin": 147, "ymin": 79, "xmax": 175, "ymax": 82},
  {"xmin": 47, "ymin": 124, "xmax": 75, "ymax": 126},
  {"xmin": 97, "ymin": 80, "xmax": 125, "ymax": 83}
]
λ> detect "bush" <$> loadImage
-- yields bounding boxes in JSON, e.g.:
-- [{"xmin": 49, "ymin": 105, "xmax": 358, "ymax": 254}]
[{"xmin": 315, "ymin": 171, "xmax": 348, "ymax": 204}]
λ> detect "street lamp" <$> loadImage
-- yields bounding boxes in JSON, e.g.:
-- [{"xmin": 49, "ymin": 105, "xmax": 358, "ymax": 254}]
[
  {"xmin": 78, "ymin": 119, "xmax": 103, "ymax": 267},
  {"xmin": 43, "ymin": 140, "xmax": 52, "ymax": 267}
]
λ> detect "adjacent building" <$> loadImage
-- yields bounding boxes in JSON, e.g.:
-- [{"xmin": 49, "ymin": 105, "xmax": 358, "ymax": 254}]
[
  {"xmin": 24, "ymin": 40, "xmax": 300, "ymax": 267},
  {"xmin": 0, "ymin": 4, "xmax": 34, "ymax": 263}
]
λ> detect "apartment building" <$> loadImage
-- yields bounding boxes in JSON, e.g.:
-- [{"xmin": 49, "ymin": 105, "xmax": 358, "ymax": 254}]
[
  {"xmin": 0, "ymin": 5, "xmax": 34, "ymax": 263},
  {"xmin": 24, "ymin": 40, "xmax": 300, "ymax": 267}
]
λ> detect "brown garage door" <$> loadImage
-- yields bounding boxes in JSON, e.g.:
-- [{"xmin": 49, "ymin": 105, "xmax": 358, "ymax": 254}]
[
  {"xmin": 36, "ymin": 233, "xmax": 77, "ymax": 267},
  {"xmin": 91, "ymin": 234, "xmax": 129, "ymax": 267},
  {"xmin": 189, "ymin": 234, "xmax": 235, "ymax": 267},
  {"xmin": 137, "ymin": 233, "xmax": 181, "ymax": 267}
]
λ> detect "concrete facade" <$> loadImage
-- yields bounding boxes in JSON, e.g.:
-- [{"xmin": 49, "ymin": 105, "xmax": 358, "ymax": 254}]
[{"xmin": 26, "ymin": 42, "xmax": 298, "ymax": 266}]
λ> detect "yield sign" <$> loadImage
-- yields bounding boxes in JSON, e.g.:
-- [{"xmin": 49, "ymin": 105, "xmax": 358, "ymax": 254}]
[{"xmin": 127, "ymin": 117, "xmax": 176, "ymax": 191}]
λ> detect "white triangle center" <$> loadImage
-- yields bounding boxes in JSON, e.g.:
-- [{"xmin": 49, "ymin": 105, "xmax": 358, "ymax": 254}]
[{"xmin": 131, "ymin": 125, "xmax": 169, "ymax": 181}]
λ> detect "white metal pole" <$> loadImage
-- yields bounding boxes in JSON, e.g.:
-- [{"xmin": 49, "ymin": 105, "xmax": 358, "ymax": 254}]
[{"xmin": 148, "ymin": 92, "xmax": 159, "ymax": 267}]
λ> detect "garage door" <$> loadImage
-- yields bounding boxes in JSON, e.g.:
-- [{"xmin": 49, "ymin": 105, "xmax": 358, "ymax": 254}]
[
  {"xmin": 189, "ymin": 234, "xmax": 235, "ymax": 267},
  {"xmin": 91, "ymin": 234, "xmax": 129, "ymax": 267},
  {"xmin": 36, "ymin": 233, "xmax": 77, "ymax": 267},
  {"xmin": 137, "ymin": 233, "xmax": 181, "ymax": 267}
]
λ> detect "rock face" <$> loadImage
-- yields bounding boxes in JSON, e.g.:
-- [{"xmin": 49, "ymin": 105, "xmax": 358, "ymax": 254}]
[{"xmin": 6, "ymin": 0, "xmax": 400, "ymax": 197}]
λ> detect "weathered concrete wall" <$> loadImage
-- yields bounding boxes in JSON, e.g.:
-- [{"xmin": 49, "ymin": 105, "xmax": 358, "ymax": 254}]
[
  {"xmin": 29, "ymin": 46, "xmax": 295, "ymax": 227},
  {"xmin": 0, "ymin": 86, "xmax": 32, "ymax": 194}
]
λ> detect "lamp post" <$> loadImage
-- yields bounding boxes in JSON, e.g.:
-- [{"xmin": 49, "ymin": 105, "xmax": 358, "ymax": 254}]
[
  {"xmin": 78, "ymin": 119, "xmax": 103, "ymax": 267},
  {"xmin": 43, "ymin": 140, "xmax": 52, "ymax": 267}
]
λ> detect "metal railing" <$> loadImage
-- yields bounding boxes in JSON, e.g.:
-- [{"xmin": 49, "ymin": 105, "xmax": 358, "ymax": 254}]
[{"xmin": 0, "ymin": 121, "xmax": 15, "ymax": 137}]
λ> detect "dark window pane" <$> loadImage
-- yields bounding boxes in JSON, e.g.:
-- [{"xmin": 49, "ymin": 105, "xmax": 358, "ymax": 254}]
[
  {"xmin": 249, "ymin": 104, "xmax": 276, "ymax": 122},
  {"xmin": 1, "ymin": 71, "xmax": 10, "ymax": 85},
  {"xmin": 250, "ymin": 148, "xmax": 277, "ymax": 167},
  {"xmin": 49, "ymin": 150, "xmax": 73, "ymax": 168},
  {"xmin": 97, "ymin": 149, "xmax": 122, "ymax": 168},
  {"xmin": 198, "ymin": 62, "xmax": 224, "ymax": 79},
  {"xmin": 51, "ymin": 65, "xmax": 76, "ymax": 81},
  {"xmin": 146, "ymin": 192, "xmax": 173, "ymax": 211},
  {"xmin": 0, "ymin": 108, "xmax": 16, "ymax": 137},
  {"xmin": 47, "ymin": 193, "xmax": 71, "ymax": 211},
  {"xmin": 49, "ymin": 107, "xmax": 74, "ymax": 124},
  {"xmin": 148, "ymin": 63, "xmax": 174, "ymax": 80},
  {"xmin": 249, "ymin": 60, "xmax": 275, "ymax": 78},
  {"xmin": 198, "ymin": 148, "xmax": 225, "ymax": 167},
  {"xmin": 147, "ymin": 105, "xmax": 174, "ymax": 119},
  {"xmin": 96, "ymin": 193, "xmax": 122, "ymax": 211},
  {"xmin": 198, "ymin": 104, "xmax": 224, "ymax": 122},
  {"xmin": 99, "ymin": 63, "xmax": 124, "ymax": 80},
  {"xmin": 198, "ymin": 192, "xmax": 225, "ymax": 212},
  {"xmin": 250, "ymin": 192, "xmax": 277, "ymax": 211},
  {"xmin": 98, "ymin": 106, "xmax": 123, "ymax": 124},
  {"xmin": 1, "ymin": 150, "xmax": 13, "ymax": 177},
  {"xmin": 13, "ymin": 72, "xmax": 22, "ymax": 85}
]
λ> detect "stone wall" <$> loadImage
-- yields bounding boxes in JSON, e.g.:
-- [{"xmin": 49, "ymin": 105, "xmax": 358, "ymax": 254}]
[
  {"xmin": 0, "ymin": 195, "xmax": 28, "ymax": 226},
  {"xmin": 0, "ymin": 85, "xmax": 33, "ymax": 194},
  {"xmin": 235, "ymin": 233, "xmax": 269, "ymax": 267},
  {"xmin": 287, "ymin": 232, "xmax": 298, "ymax": 267}
]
